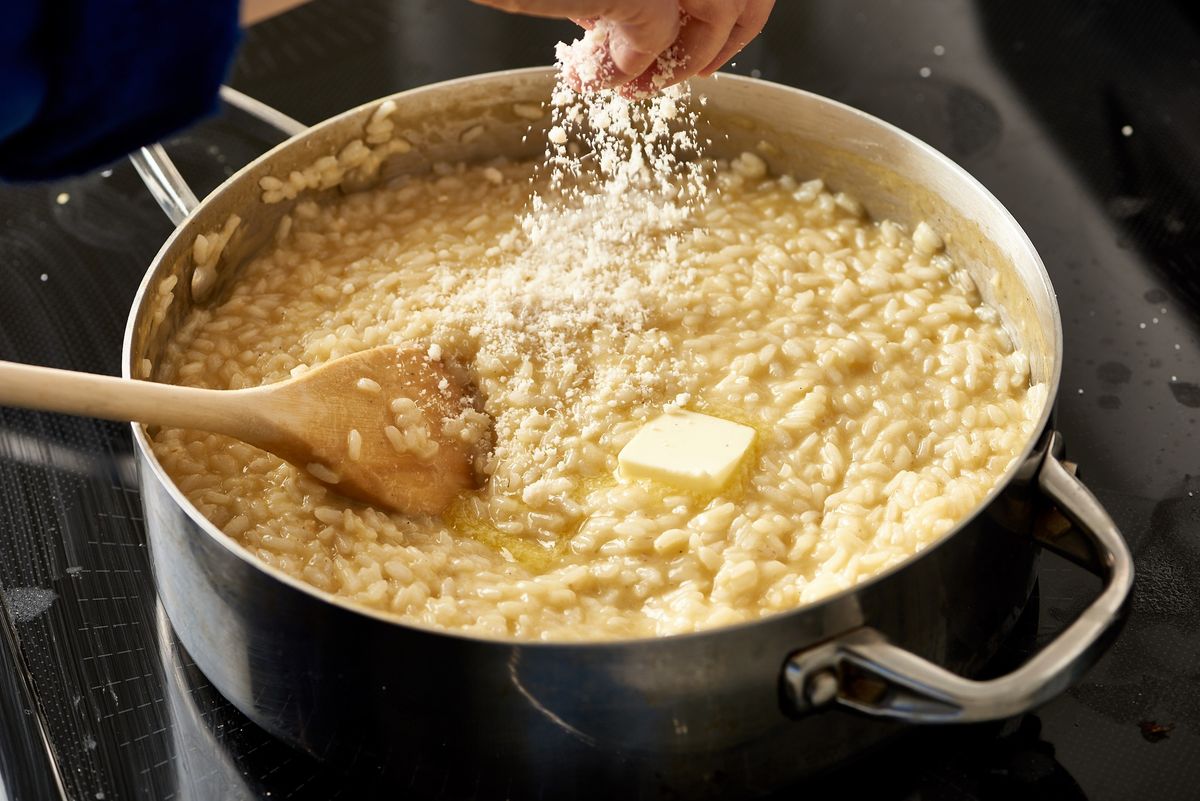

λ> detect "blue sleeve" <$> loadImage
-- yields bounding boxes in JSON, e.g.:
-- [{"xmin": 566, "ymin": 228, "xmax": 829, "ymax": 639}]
[{"xmin": 0, "ymin": 0, "xmax": 242, "ymax": 181}]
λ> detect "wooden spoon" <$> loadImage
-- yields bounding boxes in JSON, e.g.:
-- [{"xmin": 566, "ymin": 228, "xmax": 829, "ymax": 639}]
[{"xmin": 0, "ymin": 346, "xmax": 484, "ymax": 515}]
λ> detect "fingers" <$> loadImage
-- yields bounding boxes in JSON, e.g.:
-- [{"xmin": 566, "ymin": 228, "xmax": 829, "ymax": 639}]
[
  {"xmin": 470, "ymin": 0, "xmax": 679, "ymax": 83},
  {"xmin": 623, "ymin": 0, "xmax": 746, "ymax": 94},
  {"xmin": 470, "ymin": 0, "xmax": 776, "ymax": 92},
  {"xmin": 699, "ymin": 0, "xmax": 774, "ymax": 76},
  {"xmin": 604, "ymin": 0, "xmax": 682, "ymax": 78},
  {"xmin": 676, "ymin": 0, "xmax": 750, "ymax": 80}
]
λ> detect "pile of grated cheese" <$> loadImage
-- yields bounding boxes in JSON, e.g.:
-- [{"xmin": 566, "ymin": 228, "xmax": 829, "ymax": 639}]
[{"xmin": 431, "ymin": 17, "xmax": 708, "ymax": 407}]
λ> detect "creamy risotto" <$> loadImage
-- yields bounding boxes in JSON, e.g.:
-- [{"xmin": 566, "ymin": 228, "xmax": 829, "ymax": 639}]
[{"xmin": 152, "ymin": 153, "xmax": 1044, "ymax": 641}]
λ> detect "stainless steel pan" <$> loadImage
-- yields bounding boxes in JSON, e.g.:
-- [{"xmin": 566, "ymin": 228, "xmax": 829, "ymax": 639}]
[{"xmin": 120, "ymin": 68, "xmax": 1132, "ymax": 797}]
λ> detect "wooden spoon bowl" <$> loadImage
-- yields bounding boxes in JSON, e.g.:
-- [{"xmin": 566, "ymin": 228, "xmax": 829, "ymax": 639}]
[{"xmin": 244, "ymin": 346, "xmax": 483, "ymax": 514}]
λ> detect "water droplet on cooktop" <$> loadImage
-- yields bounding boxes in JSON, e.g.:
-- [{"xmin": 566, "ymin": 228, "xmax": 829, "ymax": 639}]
[
  {"xmin": 1168, "ymin": 382, "xmax": 1200, "ymax": 408},
  {"xmin": 1097, "ymin": 362, "xmax": 1132, "ymax": 384}
]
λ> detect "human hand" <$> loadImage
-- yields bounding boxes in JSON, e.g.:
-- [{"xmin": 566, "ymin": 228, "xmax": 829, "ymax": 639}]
[
  {"xmin": 470, "ymin": 1, "xmax": 776, "ymax": 90},
  {"xmin": 241, "ymin": 0, "xmax": 313, "ymax": 26}
]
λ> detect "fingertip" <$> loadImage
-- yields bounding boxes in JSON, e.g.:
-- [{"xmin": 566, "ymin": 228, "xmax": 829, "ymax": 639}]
[
  {"xmin": 612, "ymin": 0, "xmax": 682, "ymax": 69},
  {"xmin": 609, "ymin": 38, "xmax": 659, "ymax": 82},
  {"xmin": 698, "ymin": 39, "xmax": 745, "ymax": 79},
  {"xmin": 697, "ymin": 56, "xmax": 726, "ymax": 77}
]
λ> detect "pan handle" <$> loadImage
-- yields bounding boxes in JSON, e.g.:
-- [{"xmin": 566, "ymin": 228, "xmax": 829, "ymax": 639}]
[
  {"xmin": 780, "ymin": 431, "xmax": 1134, "ymax": 723},
  {"xmin": 130, "ymin": 86, "xmax": 307, "ymax": 226},
  {"xmin": 129, "ymin": 145, "xmax": 200, "ymax": 227}
]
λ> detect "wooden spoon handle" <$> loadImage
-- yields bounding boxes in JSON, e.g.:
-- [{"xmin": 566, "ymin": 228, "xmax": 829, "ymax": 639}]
[{"xmin": 0, "ymin": 360, "xmax": 248, "ymax": 437}]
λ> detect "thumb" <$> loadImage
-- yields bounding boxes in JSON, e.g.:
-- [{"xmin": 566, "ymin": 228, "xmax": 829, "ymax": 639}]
[{"xmin": 603, "ymin": 0, "xmax": 681, "ymax": 77}]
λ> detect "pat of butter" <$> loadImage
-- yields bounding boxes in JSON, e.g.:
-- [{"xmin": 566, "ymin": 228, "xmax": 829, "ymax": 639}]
[{"xmin": 618, "ymin": 410, "xmax": 756, "ymax": 493}]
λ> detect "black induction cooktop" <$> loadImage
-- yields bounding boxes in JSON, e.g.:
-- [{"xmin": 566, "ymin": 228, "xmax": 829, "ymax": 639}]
[{"xmin": 1, "ymin": 1, "xmax": 1198, "ymax": 799}]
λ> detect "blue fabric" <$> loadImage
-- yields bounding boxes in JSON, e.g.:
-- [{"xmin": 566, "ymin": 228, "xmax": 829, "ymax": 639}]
[{"xmin": 0, "ymin": 0, "xmax": 242, "ymax": 181}]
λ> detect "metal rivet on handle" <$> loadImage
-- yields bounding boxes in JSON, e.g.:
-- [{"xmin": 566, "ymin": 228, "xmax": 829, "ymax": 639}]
[{"xmin": 805, "ymin": 669, "xmax": 840, "ymax": 708}]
